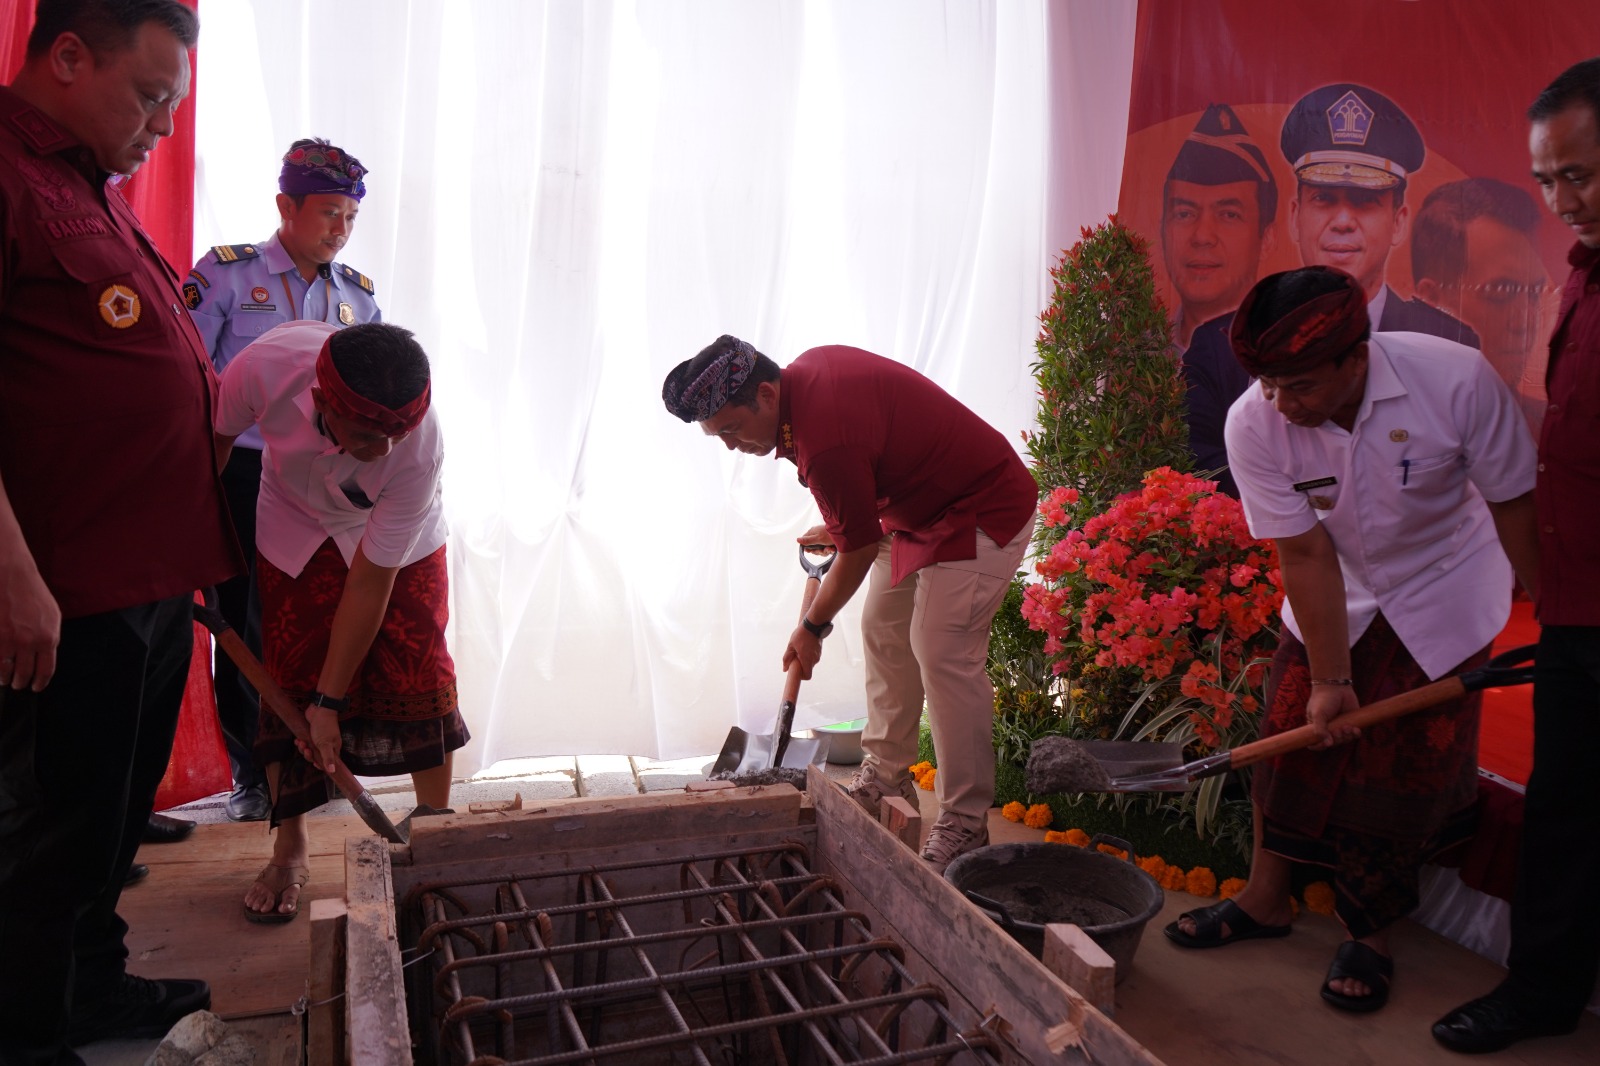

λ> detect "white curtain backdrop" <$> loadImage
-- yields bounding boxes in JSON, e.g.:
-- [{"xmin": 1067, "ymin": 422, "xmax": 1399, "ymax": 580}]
[{"xmin": 193, "ymin": 0, "xmax": 1135, "ymax": 772}]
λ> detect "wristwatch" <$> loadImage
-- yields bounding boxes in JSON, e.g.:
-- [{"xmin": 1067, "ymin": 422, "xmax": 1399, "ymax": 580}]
[
  {"xmin": 309, "ymin": 691, "xmax": 349, "ymax": 713},
  {"xmin": 801, "ymin": 616, "xmax": 834, "ymax": 639}
]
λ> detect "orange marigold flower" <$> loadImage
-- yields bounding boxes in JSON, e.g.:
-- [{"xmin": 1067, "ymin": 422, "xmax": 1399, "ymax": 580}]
[
  {"xmin": 914, "ymin": 768, "xmax": 936, "ymax": 790},
  {"xmin": 1044, "ymin": 830, "xmax": 1073, "ymax": 844},
  {"xmin": 1096, "ymin": 843, "xmax": 1129, "ymax": 860},
  {"xmin": 1136, "ymin": 855, "xmax": 1168, "ymax": 879},
  {"xmin": 1161, "ymin": 866, "xmax": 1188, "ymax": 891},
  {"xmin": 1001, "ymin": 802, "xmax": 1026, "ymax": 823},
  {"xmin": 1302, "ymin": 881, "xmax": 1337, "ymax": 916},
  {"xmin": 1023, "ymin": 803, "xmax": 1053, "ymax": 829},
  {"xmin": 1218, "ymin": 877, "xmax": 1247, "ymax": 900},
  {"xmin": 1063, "ymin": 828, "xmax": 1091, "ymax": 848},
  {"xmin": 1185, "ymin": 867, "xmax": 1218, "ymax": 897}
]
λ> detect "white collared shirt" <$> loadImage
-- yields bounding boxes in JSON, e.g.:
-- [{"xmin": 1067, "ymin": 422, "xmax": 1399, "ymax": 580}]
[
  {"xmin": 1224, "ymin": 332, "xmax": 1536, "ymax": 679},
  {"xmin": 214, "ymin": 320, "xmax": 446, "ymax": 578}
]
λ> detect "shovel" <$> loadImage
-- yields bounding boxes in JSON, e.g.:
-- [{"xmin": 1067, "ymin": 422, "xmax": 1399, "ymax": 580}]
[
  {"xmin": 193, "ymin": 592, "xmax": 418, "ymax": 844},
  {"xmin": 1028, "ymin": 643, "xmax": 1537, "ymax": 794},
  {"xmin": 708, "ymin": 543, "xmax": 838, "ymax": 777}
]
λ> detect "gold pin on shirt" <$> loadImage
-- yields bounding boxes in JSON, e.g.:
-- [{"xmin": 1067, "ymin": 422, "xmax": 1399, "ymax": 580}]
[
  {"xmin": 339, "ymin": 302, "xmax": 355, "ymax": 325},
  {"xmin": 1390, "ymin": 429, "xmax": 1409, "ymax": 442}
]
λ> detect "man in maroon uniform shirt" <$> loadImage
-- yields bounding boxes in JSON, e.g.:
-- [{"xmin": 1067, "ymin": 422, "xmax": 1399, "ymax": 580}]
[
  {"xmin": 1433, "ymin": 56, "xmax": 1600, "ymax": 1055},
  {"xmin": 0, "ymin": 3, "xmax": 239, "ymax": 1061},
  {"xmin": 664, "ymin": 335, "xmax": 1036, "ymax": 873}
]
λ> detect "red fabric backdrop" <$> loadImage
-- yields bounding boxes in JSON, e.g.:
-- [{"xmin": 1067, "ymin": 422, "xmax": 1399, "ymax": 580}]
[{"xmin": 4, "ymin": 3, "xmax": 230, "ymax": 808}]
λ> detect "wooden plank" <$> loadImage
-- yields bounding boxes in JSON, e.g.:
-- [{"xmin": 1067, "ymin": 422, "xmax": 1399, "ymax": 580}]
[
  {"xmin": 1043, "ymin": 924, "xmax": 1116, "ymax": 1018},
  {"xmin": 879, "ymin": 795, "xmax": 922, "ymax": 850},
  {"xmin": 807, "ymin": 766, "xmax": 1163, "ymax": 1066},
  {"xmin": 390, "ymin": 823, "xmax": 818, "ymax": 904},
  {"xmin": 344, "ymin": 837, "xmax": 412, "ymax": 1066},
  {"xmin": 227, "ymin": 1014, "xmax": 303, "ymax": 1066},
  {"xmin": 307, "ymin": 898, "xmax": 348, "ymax": 1066},
  {"xmin": 125, "ymin": 826, "xmax": 359, "ymax": 1017},
  {"xmin": 396, "ymin": 784, "xmax": 804, "ymax": 867}
]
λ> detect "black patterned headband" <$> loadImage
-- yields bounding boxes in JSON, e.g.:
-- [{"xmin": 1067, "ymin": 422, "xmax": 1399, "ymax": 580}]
[{"xmin": 662, "ymin": 339, "xmax": 758, "ymax": 422}]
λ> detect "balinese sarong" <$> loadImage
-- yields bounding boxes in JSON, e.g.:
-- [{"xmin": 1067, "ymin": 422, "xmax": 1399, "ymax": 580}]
[
  {"xmin": 254, "ymin": 539, "xmax": 468, "ymax": 821},
  {"xmin": 1253, "ymin": 611, "xmax": 1487, "ymax": 938}
]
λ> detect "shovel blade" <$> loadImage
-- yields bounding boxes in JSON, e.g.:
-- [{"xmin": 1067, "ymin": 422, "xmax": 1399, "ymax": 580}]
[
  {"xmin": 710, "ymin": 726, "xmax": 762, "ymax": 777},
  {"xmin": 350, "ymin": 789, "xmax": 409, "ymax": 843},
  {"xmin": 709, "ymin": 728, "xmax": 827, "ymax": 778},
  {"xmin": 776, "ymin": 734, "xmax": 828, "ymax": 769},
  {"xmin": 1026, "ymin": 736, "xmax": 1189, "ymax": 794}
]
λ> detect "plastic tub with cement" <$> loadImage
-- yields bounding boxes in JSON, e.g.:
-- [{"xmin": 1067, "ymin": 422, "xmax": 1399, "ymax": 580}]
[{"xmin": 943, "ymin": 835, "xmax": 1163, "ymax": 982}]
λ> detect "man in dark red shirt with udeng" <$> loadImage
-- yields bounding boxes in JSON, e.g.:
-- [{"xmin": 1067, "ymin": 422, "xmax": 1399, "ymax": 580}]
[
  {"xmin": 664, "ymin": 335, "xmax": 1036, "ymax": 873},
  {"xmin": 1433, "ymin": 57, "xmax": 1600, "ymax": 1056},
  {"xmin": 0, "ymin": 2, "xmax": 240, "ymax": 1060}
]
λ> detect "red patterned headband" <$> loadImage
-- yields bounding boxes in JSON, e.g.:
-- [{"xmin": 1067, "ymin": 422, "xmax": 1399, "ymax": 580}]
[
  {"xmin": 1230, "ymin": 268, "xmax": 1369, "ymax": 377},
  {"xmin": 314, "ymin": 337, "xmax": 430, "ymax": 437}
]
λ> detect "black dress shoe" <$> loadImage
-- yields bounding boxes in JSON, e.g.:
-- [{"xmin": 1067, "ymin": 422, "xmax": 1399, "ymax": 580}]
[
  {"xmin": 225, "ymin": 782, "xmax": 271, "ymax": 822},
  {"xmin": 66, "ymin": 974, "xmax": 210, "ymax": 1046},
  {"xmin": 123, "ymin": 863, "xmax": 149, "ymax": 887},
  {"xmin": 1432, "ymin": 992, "xmax": 1579, "ymax": 1054},
  {"xmin": 142, "ymin": 812, "xmax": 195, "ymax": 843}
]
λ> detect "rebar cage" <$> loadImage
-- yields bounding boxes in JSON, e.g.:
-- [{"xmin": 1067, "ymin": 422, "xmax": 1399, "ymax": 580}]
[{"xmin": 401, "ymin": 837, "xmax": 1004, "ymax": 1066}]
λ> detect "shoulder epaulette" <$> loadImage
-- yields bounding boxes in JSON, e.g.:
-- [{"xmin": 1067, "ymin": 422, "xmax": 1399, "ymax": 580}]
[
  {"xmin": 337, "ymin": 263, "xmax": 376, "ymax": 295},
  {"xmin": 211, "ymin": 243, "xmax": 261, "ymax": 264}
]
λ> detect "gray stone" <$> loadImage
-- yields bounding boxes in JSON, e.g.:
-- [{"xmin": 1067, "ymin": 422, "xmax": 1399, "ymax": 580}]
[
  {"xmin": 194, "ymin": 1032, "xmax": 255, "ymax": 1066},
  {"xmin": 142, "ymin": 1010, "xmax": 229, "ymax": 1065}
]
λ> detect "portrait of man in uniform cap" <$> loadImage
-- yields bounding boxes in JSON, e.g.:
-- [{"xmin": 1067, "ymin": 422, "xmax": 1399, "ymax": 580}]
[
  {"xmin": 1280, "ymin": 82, "xmax": 1476, "ymax": 343},
  {"xmin": 1162, "ymin": 102, "xmax": 1279, "ymax": 348}
]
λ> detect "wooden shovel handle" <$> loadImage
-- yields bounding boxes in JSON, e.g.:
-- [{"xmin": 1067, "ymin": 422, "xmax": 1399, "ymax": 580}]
[
  {"xmin": 199, "ymin": 604, "xmax": 377, "ymax": 807},
  {"xmin": 1228, "ymin": 675, "xmax": 1467, "ymax": 771},
  {"xmin": 781, "ymin": 574, "xmax": 825, "ymax": 705}
]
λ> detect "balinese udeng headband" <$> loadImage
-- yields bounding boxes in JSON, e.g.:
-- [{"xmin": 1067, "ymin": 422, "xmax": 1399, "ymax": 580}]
[
  {"xmin": 314, "ymin": 337, "xmax": 430, "ymax": 438},
  {"xmin": 279, "ymin": 139, "xmax": 367, "ymax": 201},
  {"xmin": 661, "ymin": 338, "xmax": 758, "ymax": 423},
  {"xmin": 1230, "ymin": 267, "xmax": 1369, "ymax": 377}
]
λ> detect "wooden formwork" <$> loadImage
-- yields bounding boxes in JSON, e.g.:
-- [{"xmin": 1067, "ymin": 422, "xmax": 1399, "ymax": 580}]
[{"xmin": 323, "ymin": 769, "xmax": 1163, "ymax": 1066}]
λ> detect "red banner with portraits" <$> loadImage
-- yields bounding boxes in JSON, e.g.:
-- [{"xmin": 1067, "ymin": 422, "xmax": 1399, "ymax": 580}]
[{"xmin": 1118, "ymin": 0, "xmax": 1600, "ymax": 415}]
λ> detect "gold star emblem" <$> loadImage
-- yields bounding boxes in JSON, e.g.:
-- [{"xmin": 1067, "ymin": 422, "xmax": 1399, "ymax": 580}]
[{"xmin": 98, "ymin": 284, "xmax": 141, "ymax": 329}]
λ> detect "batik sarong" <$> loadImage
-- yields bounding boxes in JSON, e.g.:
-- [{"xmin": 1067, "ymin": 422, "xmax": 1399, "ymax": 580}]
[
  {"xmin": 1253, "ymin": 611, "xmax": 1487, "ymax": 937},
  {"xmin": 254, "ymin": 540, "xmax": 468, "ymax": 821}
]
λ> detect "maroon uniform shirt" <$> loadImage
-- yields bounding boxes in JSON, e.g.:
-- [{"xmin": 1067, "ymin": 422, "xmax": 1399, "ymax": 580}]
[
  {"xmin": 0, "ymin": 88, "xmax": 239, "ymax": 618},
  {"xmin": 1536, "ymin": 242, "xmax": 1600, "ymax": 626},
  {"xmin": 774, "ymin": 345, "xmax": 1036, "ymax": 585}
]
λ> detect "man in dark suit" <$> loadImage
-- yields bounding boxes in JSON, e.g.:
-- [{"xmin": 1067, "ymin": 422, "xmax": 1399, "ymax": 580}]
[{"xmin": 1182, "ymin": 82, "xmax": 1476, "ymax": 496}]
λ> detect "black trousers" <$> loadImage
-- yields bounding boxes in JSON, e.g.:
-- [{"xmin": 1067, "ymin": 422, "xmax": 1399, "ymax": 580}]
[
  {"xmin": 216, "ymin": 446, "xmax": 265, "ymax": 790},
  {"xmin": 0, "ymin": 595, "xmax": 194, "ymax": 1063},
  {"xmin": 1504, "ymin": 624, "xmax": 1600, "ymax": 1019}
]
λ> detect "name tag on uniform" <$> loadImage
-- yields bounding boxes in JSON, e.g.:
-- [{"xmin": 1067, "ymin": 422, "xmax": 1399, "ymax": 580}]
[{"xmin": 1292, "ymin": 476, "xmax": 1337, "ymax": 493}]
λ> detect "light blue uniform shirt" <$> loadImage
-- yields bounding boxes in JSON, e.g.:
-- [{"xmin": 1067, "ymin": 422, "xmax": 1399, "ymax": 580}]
[{"xmin": 185, "ymin": 231, "xmax": 382, "ymax": 450}]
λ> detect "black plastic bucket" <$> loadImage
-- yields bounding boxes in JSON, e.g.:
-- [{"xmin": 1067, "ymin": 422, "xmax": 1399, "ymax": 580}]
[{"xmin": 943, "ymin": 834, "xmax": 1164, "ymax": 982}]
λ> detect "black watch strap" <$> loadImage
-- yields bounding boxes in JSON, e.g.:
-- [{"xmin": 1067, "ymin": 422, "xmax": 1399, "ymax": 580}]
[
  {"xmin": 310, "ymin": 691, "xmax": 349, "ymax": 712},
  {"xmin": 801, "ymin": 616, "xmax": 834, "ymax": 639}
]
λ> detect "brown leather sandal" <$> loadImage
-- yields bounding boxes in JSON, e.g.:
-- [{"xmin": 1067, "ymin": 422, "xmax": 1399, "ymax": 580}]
[{"xmin": 243, "ymin": 862, "xmax": 311, "ymax": 924}]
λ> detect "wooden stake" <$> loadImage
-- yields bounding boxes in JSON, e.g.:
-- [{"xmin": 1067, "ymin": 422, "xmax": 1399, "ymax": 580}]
[
  {"xmin": 1043, "ymin": 923, "xmax": 1116, "ymax": 1017},
  {"xmin": 879, "ymin": 795, "xmax": 922, "ymax": 851},
  {"xmin": 307, "ymin": 898, "xmax": 348, "ymax": 1066}
]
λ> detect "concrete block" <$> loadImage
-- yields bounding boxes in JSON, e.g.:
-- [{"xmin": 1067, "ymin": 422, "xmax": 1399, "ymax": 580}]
[
  {"xmin": 576, "ymin": 754, "xmax": 640, "ymax": 797},
  {"xmin": 635, "ymin": 754, "xmax": 719, "ymax": 792}
]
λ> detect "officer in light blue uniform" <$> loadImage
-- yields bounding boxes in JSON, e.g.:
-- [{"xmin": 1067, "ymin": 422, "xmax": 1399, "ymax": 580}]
[{"xmin": 184, "ymin": 138, "xmax": 382, "ymax": 824}]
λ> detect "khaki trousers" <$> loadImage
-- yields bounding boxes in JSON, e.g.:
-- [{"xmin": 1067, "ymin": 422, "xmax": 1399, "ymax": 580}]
[{"xmin": 859, "ymin": 516, "xmax": 1034, "ymax": 823}]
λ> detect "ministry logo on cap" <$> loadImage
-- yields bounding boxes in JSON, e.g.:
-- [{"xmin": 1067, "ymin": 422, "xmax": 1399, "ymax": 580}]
[
  {"xmin": 1326, "ymin": 90, "xmax": 1374, "ymax": 147},
  {"xmin": 1281, "ymin": 82, "xmax": 1425, "ymax": 192}
]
